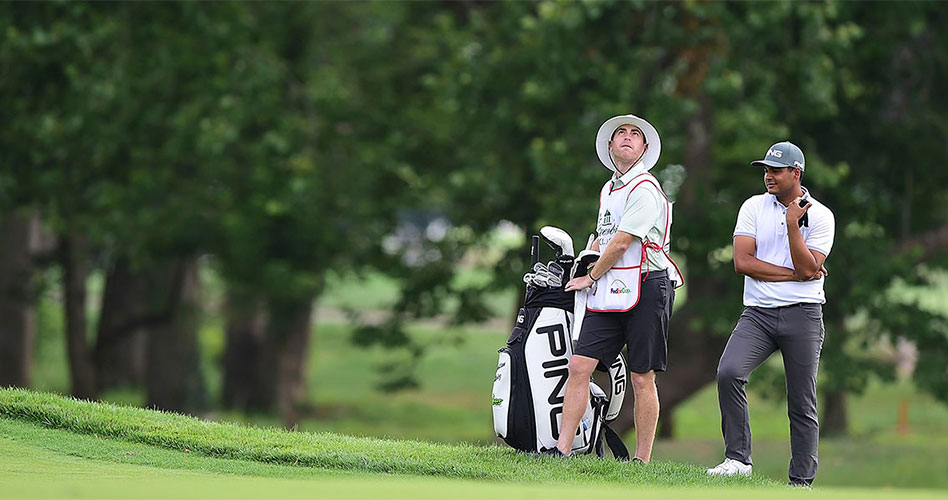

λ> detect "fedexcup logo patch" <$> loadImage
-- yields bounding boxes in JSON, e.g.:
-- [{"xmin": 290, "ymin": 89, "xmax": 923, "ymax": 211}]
[{"xmin": 609, "ymin": 280, "xmax": 632, "ymax": 294}]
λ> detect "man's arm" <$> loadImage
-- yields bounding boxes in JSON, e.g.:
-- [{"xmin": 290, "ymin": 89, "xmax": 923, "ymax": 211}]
[
  {"xmin": 785, "ymin": 198, "xmax": 828, "ymax": 280},
  {"xmin": 733, "ymin": 235, "xmax": 799, "ymax": 282},
  {"xmin": 565, "ymin": 231, "xmax": 633, "ymax": 291}
]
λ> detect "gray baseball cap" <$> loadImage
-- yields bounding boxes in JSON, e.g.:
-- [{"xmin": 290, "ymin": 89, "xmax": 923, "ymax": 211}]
[{"xmin": 751, "ymin": 141, "xmax": 805, "ymax": 171}]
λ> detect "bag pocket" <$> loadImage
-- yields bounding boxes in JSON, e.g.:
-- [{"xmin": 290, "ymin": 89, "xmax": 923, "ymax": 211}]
[{"xmin": 491, "ymin": 349, "xmax": 512, "ymax": 438}]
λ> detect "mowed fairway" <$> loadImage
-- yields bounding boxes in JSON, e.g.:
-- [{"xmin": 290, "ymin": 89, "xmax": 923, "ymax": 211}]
[
  {"xmin": 0, "ymin": 397, "xmax": 944, "ymax": 500},
  {"xmin": 1, "ymin": 431, "xmax": 942, "ymax": 500}
]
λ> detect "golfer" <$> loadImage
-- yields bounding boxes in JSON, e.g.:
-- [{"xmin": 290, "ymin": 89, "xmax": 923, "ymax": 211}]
[
  {"xmin": 557, "ymin": 115, "xmax": 683, "ymax": 462},
  {"xmin": 707, "ymin": 141, "xmax": 835, "ymax": 487}
]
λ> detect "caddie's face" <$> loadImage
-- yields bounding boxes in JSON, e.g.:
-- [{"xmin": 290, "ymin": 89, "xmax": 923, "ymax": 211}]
[
  {"xmin": 762, "ymin": 165, "xmax": 800, "ymax": 195},
  {"xmin": 608, "ymin": 125, "xmax": 646, "ymax": 166}
]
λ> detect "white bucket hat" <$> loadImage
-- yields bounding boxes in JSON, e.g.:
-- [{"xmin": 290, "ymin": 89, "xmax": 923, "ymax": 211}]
[{"xmin": 596, "ymin": 114, "xmax": 662, "ymax": 172}]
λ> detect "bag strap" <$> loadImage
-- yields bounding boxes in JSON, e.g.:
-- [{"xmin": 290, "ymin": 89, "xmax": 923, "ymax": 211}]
[{"xmin": 603, "ymin": 424, "xmax": 631, "ymax": 461}]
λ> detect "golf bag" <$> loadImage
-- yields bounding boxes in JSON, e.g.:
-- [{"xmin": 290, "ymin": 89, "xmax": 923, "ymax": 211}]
[{"xmin": 491, "ymin": 231, "xmax": 630, "ymax": 459}]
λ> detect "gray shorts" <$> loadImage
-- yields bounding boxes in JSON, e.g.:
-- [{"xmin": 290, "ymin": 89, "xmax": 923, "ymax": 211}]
[{"xmin": 574, "ymin": 270, "xmax": 675, "ymax": 373}]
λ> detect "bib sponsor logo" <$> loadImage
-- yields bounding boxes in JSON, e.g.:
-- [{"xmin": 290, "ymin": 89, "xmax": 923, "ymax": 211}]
[
  {"xmin": 601, "ymin": 209, "xmax": 613, "ymax": 227},
  {"xmin": 598, "ymin": 210, "xmax": 616, "ymax": 235},
  {"xmin": 598, "ymin": 209, "xmax": 618, "ymax": 247},
  {"xmin": 609, "ymin": 280, "xmax": 632, "ymax": 294}
]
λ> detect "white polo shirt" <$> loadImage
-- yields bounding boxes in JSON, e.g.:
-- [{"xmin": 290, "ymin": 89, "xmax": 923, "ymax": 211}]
[{"xmin": 733, "ymin": 187, "xmax": 835, "ymax": 307}]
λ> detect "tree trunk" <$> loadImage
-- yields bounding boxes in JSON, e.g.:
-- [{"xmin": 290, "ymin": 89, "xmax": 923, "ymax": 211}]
[
  {"xmin": 94, "ymin": 259, "xmax": 148, "ymax": 391},
  {"xmin": 655, "ymin": 307, "xmax": 730, "ymax": 437},
  {"xmin": 221, "ymin": 289, "xmax": 267, "ymax": 410},
  {"xmin": 820, "ymin": 389, "xmax": 849, "ymax": 437},
  {"xmin": 60, "ymin": 231, "xmax": 96, "ymax": 400},
  {"xmin": 678, "ymin": 96, "xmax": 713, "ymax": 210},
  {"xmin": 258, "ymin": 297, "xmax": 315, "ymax": 429},
  {"xmin": 611, "ymin": 303, "xmax": 730, "ymax": 438},
  {"xmin": 145, "ymin": 257, "xmax": 207, "ymax": 414},
  {"xmin": 657, "ymin": 405, "xmax": 675, "ymax": 439},
  {"xmin": 277, "ymin": 300, "xmax": 314, "ymax": 429},
  {"xmin": 0, "ymin": 211, "xmax": 37, "ymax": 387}
]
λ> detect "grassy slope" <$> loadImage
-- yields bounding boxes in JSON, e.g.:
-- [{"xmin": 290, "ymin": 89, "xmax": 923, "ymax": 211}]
[
  {"xmin": 2, "ymin": 417, "xmax": 946, "ymax": 500},
  {"xmin": 0, "ymin": 388, "xmax": 774, "ymax": 488}
]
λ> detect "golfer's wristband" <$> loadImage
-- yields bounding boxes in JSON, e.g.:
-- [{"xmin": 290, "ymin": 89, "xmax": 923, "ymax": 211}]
[{"xmin": 589, "ymin": 270, "xmax": 600, "ymax": 282}]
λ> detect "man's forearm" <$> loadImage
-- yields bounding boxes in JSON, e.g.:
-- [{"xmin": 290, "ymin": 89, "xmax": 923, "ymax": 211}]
[
  {"xmin": 588, "ymin": 233, "xmax": 631, "ymax": 280},
  {"xmin": 787, "ymin": 224, "xmax": 819, "ymax": 279},
  {"xmin": 737, "ymin": 256, "xmax": 798, "ymax": 282}
]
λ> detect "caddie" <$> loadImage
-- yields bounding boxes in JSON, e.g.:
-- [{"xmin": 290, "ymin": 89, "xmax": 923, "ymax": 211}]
[
  {"xmin": 706, "ymin": 141, "xmax": 835, "ymax": 487},
  {"xmin": 556, "ymin": 115, "xmax": 683, "ymax": 462}
]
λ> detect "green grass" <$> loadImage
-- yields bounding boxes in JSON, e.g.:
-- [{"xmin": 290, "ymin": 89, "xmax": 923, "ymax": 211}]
[
  {"xmin": 3, "ymin": 397, "xmax": 948, "ymax": 500},
  {"xmin": 0, "ymin": 388, "xmax": 778, "ymax": 488},
  {"xmin": 1, "ymin": 415, "xmax": 945, "ymax": 500}
]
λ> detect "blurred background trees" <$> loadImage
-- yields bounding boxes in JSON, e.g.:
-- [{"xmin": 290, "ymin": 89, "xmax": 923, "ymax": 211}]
[{"xmin": 1, "ymin": 0, "xmax": 946, "ymax": 442}]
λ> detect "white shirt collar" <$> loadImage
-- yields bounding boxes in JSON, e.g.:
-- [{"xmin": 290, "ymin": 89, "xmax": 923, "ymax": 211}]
[{"xmin": 611, "ymin": 163, "xmax": 648, "ymax": 189}]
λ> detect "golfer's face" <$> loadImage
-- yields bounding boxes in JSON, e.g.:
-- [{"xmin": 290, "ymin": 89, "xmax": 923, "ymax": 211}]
[
  {"xmin": 609, "ymin": 125, "xmax": 646, "ymax": 164},
  {"xmin": 763, "ymin": 165, "xmax": 798, "ymax": 195}
]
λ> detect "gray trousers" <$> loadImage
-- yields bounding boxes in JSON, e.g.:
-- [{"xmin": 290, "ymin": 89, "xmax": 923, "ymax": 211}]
[{"xmin": 716, "ymin": 304, "xmax": 824, "ymax": 485}]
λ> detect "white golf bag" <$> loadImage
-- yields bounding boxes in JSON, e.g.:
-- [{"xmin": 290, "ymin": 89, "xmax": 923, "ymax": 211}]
[{"xmin": 491, "ymin": 228, "xmax": 629, "ymax": 459}]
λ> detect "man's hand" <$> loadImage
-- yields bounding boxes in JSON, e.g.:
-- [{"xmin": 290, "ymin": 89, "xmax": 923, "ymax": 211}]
[
  {"xmin": 565, "ymin": 275, "xmax": 594, "ymax": 292},
  {"xmin": 786, "ymin": 197, "xmax": 811, "ymax": 226}
]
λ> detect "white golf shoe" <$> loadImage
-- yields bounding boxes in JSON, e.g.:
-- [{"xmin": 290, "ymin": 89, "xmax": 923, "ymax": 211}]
[{"xmin": 706, "ymin": 458, "xmax": 752, "ymax": 477}]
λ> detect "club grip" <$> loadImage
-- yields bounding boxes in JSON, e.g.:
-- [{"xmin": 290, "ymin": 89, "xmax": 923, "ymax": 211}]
[{"xmin": 530, "ymin": 235, "xmax": 539, "ymax": 266}]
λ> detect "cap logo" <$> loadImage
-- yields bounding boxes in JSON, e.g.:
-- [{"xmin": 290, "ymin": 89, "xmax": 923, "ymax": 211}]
[
  {"xmin": 767, "ymin": 149, "xmax": 783, "ymax": 158},
  {"xmin": 793, "ymin": 161, "xmax": 803, "ymax": 168}
]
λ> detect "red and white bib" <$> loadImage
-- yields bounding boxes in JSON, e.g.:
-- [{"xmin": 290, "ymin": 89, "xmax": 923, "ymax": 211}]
[{"xmin": 587, "ymin": 173, "xmax": 683, "ymax": 313}]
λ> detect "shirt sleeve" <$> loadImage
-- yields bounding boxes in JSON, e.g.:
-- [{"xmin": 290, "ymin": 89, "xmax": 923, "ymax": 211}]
[
  {"xmin": 805, "ymin": 206, "xmax": 835, "ymax": 257},
  {"xmin": 733, "ymin": 197, "xmax": 757, "ymax": 238},
  {"xmin": 617, "ymin": 185, "xmax": 662, "ymax": 239}
]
